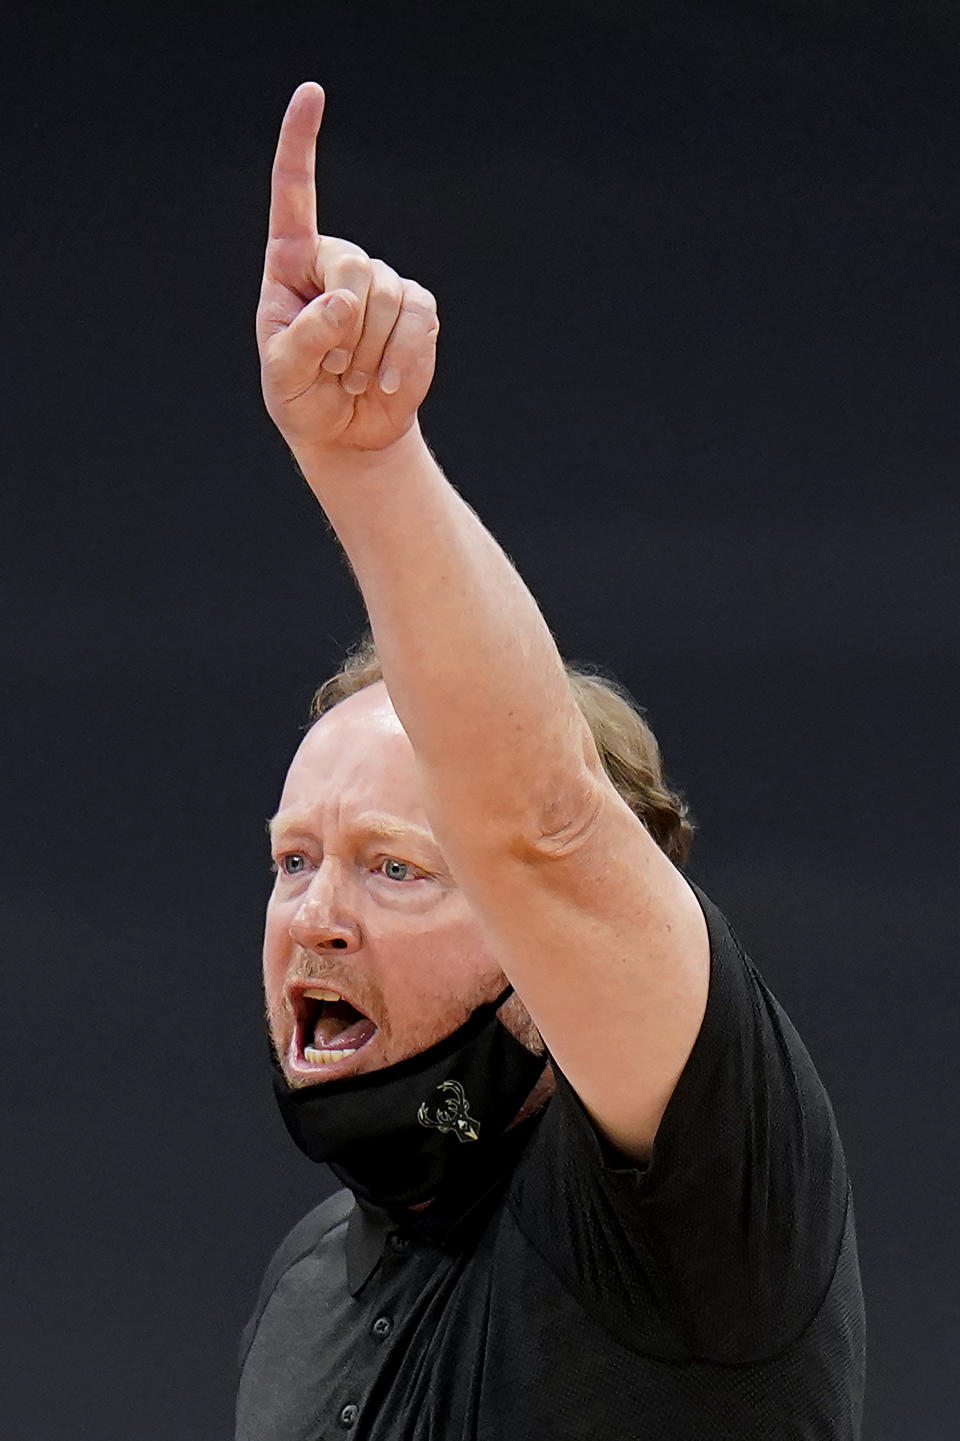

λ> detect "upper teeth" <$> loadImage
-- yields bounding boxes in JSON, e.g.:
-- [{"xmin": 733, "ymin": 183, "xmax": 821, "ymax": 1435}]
[
  {"xmin": 303, "ymin": 988, "xmax": 342, "ymax": 1002},
  {"xmin": 304, "ymin": 1045, "xmax": 358, "ymax": 1065}
]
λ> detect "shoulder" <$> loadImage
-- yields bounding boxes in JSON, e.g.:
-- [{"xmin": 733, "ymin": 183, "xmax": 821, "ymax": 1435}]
[
  {"xmin": 238, "ymin": 1189, "xmax": 353, "ymax": 1369},
  {"xmin": 266, "ymin": 1188, "xmax": 354, "ymax": 1276}
]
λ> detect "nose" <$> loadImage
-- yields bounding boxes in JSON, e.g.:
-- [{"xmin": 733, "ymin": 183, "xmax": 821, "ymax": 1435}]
[{"xmin": 287, "ymin": 859, "xmax": 362, "ymax": 954}]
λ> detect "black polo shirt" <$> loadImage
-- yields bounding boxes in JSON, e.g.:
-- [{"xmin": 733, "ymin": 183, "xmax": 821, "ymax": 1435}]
[{"xmin": 236, "ymin": 886, "xmax": 866, "ymax": 1439}]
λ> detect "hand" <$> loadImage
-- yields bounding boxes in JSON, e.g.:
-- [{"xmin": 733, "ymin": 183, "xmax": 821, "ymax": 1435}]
[{"xmin": 256, "ymin": 82, "xmax": 440, "ymax": 458}]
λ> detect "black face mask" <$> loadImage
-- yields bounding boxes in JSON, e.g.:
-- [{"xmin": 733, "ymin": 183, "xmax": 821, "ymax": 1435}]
[{"xmin": 272, "ymin": 986, "xmax": 548, "ymax": 1211}]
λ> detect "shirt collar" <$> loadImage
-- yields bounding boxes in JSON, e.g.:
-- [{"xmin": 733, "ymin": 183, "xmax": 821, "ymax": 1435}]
[{"xmin": 345, "ymin": 1197, "xmax": 392, "ymax": 1295}]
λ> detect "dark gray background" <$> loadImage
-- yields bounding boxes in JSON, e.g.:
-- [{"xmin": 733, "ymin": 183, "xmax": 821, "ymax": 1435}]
[{"xmin": 3, "ymin": 2, "xmax": 957, "ymax": 1437}]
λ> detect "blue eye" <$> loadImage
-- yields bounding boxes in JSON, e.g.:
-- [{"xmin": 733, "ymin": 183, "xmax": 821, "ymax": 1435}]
[
  {"xmin": 379, "ymin": 858, "xmax": 412, "ymax": 881},
  {"xmin": 280, "ymin": 854, "xmax": 307, "ymax": 875}
]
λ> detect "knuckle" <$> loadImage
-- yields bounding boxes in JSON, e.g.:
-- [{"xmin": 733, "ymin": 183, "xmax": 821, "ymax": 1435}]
[
  {"xmin": 318, "ymin": 235, "xmax": 364, "ymax": 262},
  {"xmin": 402, "ymin": 280, "xmax": 438, "ymax": 317},
  {"xmin": 346, "ymin": 240, "xmax": 370, "ymax": 261},
  {"xmin": 413, "ymin": 280, "xmax": 438, "ymax": 309},
  {"xmin": 324, "ymin": 249, "xmax": 371, "ymax": 291},
  {"xmin": 370, "ymin": 259, "xmax": 403, "ymax": 300}
]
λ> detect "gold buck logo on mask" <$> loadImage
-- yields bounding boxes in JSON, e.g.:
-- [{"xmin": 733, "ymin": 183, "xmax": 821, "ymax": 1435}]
[{"xmin": 417, "ymin": 1080, "xmax": 481, "ymax": 1143}]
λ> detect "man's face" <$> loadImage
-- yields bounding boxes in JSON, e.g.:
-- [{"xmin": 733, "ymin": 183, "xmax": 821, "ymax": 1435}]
[{"xmin": 263, "ymin": 682, "xmax": 508, "ymax": 1088}]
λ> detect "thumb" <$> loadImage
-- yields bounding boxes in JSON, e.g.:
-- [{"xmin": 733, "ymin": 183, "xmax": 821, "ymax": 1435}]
[{"xmin": 279, "ymin": 289, "xmax": 358, "ymax": 373}]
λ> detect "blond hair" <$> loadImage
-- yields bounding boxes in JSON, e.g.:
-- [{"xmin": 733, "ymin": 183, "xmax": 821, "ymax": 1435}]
[{"xmin": 311, "ymin": 634, "xmax": 694, "ymax": 867}]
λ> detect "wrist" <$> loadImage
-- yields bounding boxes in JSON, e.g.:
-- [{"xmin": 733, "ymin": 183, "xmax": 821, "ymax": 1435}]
[{"xmin": 291, "ymin": 418, "xmax": 430, "ymax": 489}]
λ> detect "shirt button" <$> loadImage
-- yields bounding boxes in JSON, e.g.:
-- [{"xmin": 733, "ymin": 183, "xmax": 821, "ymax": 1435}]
[
  {"xmin": 372, "ymin": 1315, "xmax": 393, "ymax": 1339},
  {"xmin": 339, "ymin": 1403, "xmax": 359, "ymax": 1428},
  {"xmin": 389, "ymin": 1233, "xmax": 412, "ymax": 1254}
]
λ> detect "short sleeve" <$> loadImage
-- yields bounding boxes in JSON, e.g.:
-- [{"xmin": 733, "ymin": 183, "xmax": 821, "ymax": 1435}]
[{"xmin": 508, "ymin": 882, "xmax": 851, "ymax": 1364}]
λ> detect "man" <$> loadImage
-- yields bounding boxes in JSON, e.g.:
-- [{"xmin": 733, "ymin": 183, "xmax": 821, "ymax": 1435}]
[{"xmin": 236, "ymin": 82, "xmax": 865, "ymax": 1439}]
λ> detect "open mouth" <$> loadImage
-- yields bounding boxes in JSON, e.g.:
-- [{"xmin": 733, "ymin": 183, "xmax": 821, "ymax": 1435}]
[{"xmin": 292, "ymin": 987, "xmax": 379, "ymax": 1075}]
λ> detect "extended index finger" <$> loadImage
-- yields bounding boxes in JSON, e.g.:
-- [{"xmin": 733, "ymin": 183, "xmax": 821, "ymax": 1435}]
[{"xmin": 268, "ymin": 81, "xmax": 325, "ymax": 242}]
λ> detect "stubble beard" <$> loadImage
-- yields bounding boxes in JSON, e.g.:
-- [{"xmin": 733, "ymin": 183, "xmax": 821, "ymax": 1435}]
[{"xmin": 264, "ymin": 959, "xmax": 547, "ymax": 1087}]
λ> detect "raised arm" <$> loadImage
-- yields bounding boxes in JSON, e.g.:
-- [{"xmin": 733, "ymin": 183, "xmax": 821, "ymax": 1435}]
[{"xmin": 257, "ymin": 83, "xmax": 709, "ymax": 1160}]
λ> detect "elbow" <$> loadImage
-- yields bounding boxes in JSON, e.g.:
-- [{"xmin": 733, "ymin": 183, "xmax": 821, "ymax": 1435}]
[
  {"xmin": 423, "ymin": 710, "xmax": 611, "ymax": 863},
  {"xmin": 512, "ymin": 767, "xmax": 610, "ymax": 861},
  {"xmin": 521, "ymin": 710, "xmax": 611, "ymax": 858}
]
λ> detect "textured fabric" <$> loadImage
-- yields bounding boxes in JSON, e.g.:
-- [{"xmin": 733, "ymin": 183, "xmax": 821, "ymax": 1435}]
[{"xmin": 236, "ymin": 885, "xmax": 866, "ymax": 1439}]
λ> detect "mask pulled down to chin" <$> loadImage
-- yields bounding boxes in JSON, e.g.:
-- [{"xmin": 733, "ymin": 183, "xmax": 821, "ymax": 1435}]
[{"xmin": 272, "ymin": 986, "xmax": 549, "ymax": 1211}]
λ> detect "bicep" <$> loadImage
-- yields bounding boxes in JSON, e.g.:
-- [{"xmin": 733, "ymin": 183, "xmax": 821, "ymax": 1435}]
[{"xmin": 451, "ymin": 778, "xmax": 711, "ymax": 1161}]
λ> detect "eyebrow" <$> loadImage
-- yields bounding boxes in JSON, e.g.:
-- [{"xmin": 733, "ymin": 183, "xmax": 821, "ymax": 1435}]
[{"xmin": 266, "ymin": 810, "xmax": 439, "ymax": 853}]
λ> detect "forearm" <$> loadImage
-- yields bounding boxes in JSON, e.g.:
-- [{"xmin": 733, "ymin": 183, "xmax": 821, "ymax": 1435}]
[
  {"xmin": 294, "ymin": 423, "xmax": 600, "ymax": 847},
  {"xmin": 260, "ymin": 89, "xmax": 600, "ymax": 844}
]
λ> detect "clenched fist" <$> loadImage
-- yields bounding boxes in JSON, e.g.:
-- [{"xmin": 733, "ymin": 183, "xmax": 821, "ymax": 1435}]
[{"xmin": 256, "ymin": 82, "xmax": 440, "ymax": 457}]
